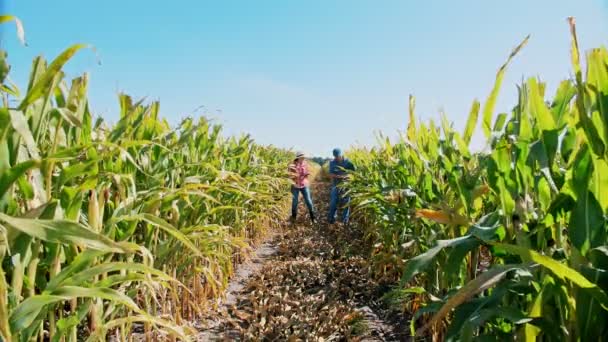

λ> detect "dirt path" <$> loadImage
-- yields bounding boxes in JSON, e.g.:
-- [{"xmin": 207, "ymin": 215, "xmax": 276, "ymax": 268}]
[
  {"xmin": 196, "ymin": 181, "xmax": 409, "ymax": 341},
  {"xmin": 197, "ymin": 237, "xmax": 281, "ymax": 341}
]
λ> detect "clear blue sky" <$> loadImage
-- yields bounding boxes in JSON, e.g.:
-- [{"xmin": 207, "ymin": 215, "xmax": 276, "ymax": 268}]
[{"xmin": 3, "ymin": 1, "xmax": 608, "ymax": 157}]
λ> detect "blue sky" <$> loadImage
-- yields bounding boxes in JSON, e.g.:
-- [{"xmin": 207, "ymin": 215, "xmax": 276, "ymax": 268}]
[{"xmin": 2, "ymin": 1, "xmax": 608, "ymax": 157}]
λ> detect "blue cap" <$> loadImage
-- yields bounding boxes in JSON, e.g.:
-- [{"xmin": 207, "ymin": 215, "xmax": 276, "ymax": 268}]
[{"xmin": 332, "ymin": 148, "xmax": 343, "ymax": 157}]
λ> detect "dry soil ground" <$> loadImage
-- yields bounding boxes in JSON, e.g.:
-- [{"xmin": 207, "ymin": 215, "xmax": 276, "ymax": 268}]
[{"xmin": 196, "ymin": 181, "xmax": 411, "ymax": 341}]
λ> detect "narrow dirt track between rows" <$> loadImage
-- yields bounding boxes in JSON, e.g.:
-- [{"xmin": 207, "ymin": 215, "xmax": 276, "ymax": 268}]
[{"xmin": 197, "ymin": 181, "xmax": 410, "ymax": 341}]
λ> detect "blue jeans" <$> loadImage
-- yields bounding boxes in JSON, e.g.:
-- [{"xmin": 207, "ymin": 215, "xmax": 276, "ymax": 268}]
[
  {"xmin": 291, "ymin": 186, "xmax": 315, "ymax": 219},
  {"xmin": 328, "ymin": 186, "xmax": 350, "ymax": 224}
]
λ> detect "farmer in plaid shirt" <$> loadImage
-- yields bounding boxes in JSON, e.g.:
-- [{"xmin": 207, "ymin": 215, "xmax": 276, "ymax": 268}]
[{"xmin": 288, "ymin": 152, "xmax": 316, "ymax": 224}]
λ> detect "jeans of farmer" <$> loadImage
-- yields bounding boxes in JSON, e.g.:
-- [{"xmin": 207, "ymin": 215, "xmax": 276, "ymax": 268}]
[
  {"xmin": 291, "ymin": 186, "xmax": 315, "ymax": 219},
  {"xmin": 328, "ymin": 186, "xmax": 350, "ymax": 224}
]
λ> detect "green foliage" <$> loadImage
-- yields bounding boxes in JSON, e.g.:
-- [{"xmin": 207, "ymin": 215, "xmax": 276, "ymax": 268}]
[
  {"xmin": 0, "ymin": 17, "xmax": 291, "ymax": 341},
  {"xmin": 348, "ymin": 20, "xmax": 608, "ymax": 340}
]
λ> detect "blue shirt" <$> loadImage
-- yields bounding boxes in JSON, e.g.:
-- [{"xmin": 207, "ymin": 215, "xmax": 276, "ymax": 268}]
[{"xmin": 329, "ymin": 158, "xmax": 355, "ymax": 186}]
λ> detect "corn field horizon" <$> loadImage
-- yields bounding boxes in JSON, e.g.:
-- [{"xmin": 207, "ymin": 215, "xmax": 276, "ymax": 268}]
[{"xmin": 2, "ymin": 12, "xmax": 608, "ymax": 342}]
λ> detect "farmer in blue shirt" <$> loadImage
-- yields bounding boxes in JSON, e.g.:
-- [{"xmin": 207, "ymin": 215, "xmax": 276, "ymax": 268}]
[{"xmin": 327, "ymin": 148, "xmax": 355, "ymax": 225}]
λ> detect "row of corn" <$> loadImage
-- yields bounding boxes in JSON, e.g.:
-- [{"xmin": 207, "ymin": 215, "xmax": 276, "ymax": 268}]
[
  {"xmin": 347, "ymin": 19, "xmax": 608, "ymax": 340},
  {"xmin": 0, "ymin": 17, "xmax": 292, "ymax": 342}
]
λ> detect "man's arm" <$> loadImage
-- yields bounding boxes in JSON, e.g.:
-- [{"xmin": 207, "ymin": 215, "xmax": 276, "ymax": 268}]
[
  {"xmin": 330, "ymin": 161, "xmax": 353, "ymax": 180},
  {"xmin": 328, "ymin": 165, "xmax": 347, "ymax": 179}
]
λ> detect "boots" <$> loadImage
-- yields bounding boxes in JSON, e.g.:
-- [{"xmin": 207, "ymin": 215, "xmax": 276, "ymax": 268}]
[{"xmin": 309, "ymin": 210, "xmax": 317, "ymax": 224}]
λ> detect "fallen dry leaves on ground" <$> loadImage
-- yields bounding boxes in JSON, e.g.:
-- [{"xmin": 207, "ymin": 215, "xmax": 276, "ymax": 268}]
[{"xmin": 198, "ymin": 182, "xmax": 408, "ymax": 341}]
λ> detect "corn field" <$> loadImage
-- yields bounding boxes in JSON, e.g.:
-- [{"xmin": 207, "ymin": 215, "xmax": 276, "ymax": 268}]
[
  {"xmin": 0, "ymin": 16, "xmax": 292, "ymax": 342},
  {"xmin": 347, "ymin": 19, "xmax": 608, "ymax": 341},
  {"xmin": 4, "ymin": 9, "xmax": 608, "ymax": 342}
]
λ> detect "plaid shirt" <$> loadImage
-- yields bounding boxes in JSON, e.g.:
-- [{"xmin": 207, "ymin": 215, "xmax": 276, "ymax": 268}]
[{"xmin": 288, "ymin": 160, "xmax": 310, "ymax": 188}]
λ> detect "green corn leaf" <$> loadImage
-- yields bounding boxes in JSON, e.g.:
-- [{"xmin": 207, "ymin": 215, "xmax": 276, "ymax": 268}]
[
  {"xmin": 568, "ymin": 145, "xmax": 605, "ymax": 255},
  {"xmin": 0, "ymin": 213, "xmax": 131, "ymax": 253},
  {"xmin": 569, "ymin": 190, "xmax": 604, "ymax": 256},
  {"xmin": 537, "ymin": 177, "xmax": 551, "ymax": 211},
  {"xmin": 492, "ymin": 113, "xmax": 508, "ymax": 132},
  {"xmin": 444, "ymin": 238, "xmax": 480, "ymax": 281},
  {"xmin": 57, "ymin": 159, "xmax": 99, "ymax": 187},
  {"xmin": 453, "ymin": 132, "xmax": 470, "ymax": 157},
  {"xmin": 468, "ymin": 222, "xmax": 505, "ymax": 243},
  {"xmin": 87, "ymin": 315, "xmax": 193, "ymax": 342},
  {"xmin": 524, "ymin": 281, "xmax": 545, "ymax": 342},
  {"xmin": 514, "ymin": 83, "xmax": 533, "ymax": 143},
  {"xmin": 16, "ymin": 174, "xmax": 34, "ymax": 200},
  {"xmin": 18, "ymin": 44, "xmax": 91, "ymax": 110},
  {"xmin": 482, "ymin": 35, "xmax": 529, "ymax": 138},
  {"xmin": 0, "ymin": 159, "xmax": 40, "ymax": 197},
  {"xmin": 459, "ymin": 305, "xmax": 530, "ymax": 341},
  {"xmin": 528, "ymin": 78, "xmax": 556, "ymax": 132},
  {"xmin": 440, "ymin": 111, "xmax": 452, "ymax": 139},
  {"xmin": 119, "ymin": 213, "xmax": 204, "ymax": 258},
  {"xmin": 591, "ymin": 109, "xmax": 607, "ymax": 150},
  {"xmin": 494, "ymin": 243, "xmax": 608, "ymax": 309},
  {"xmin": 551, "ymin": 80, "xmax": 576, "ymax": 129},
  {"xmin": 542, "ymin": 129, "xmax": 559, "ymax": 168},
  {"xmin": 416, "ymin": 264, "xmax": 523, "ymax": 337},
  {"xmin": 0, "ymin": 263, "xmax": 10, "ymax": 340},
  {"xmin": 0, "ymin": 51, "xmax": 9, "ymax": 85},
  {"xmin": 51, "ymin": 301, "xmax": 91, "ymax": 342},
  {"xmin": 569, "ymin": 18, "xmax": 605, "ymax": 156},
  {"xmin": 463, "ymin": 100, "xmax": 480, "ymax": 145},
  {"xmin": 60, "ymin": 262, "xmax": 175, "ymax": 288},
  {"xmin": 9, "ymin": 286, "xmax": 140, "ymax": 333},
  {"xmin": 95, "ymin": 273, "xmax": 173, "ymax": 289},
  {"xmin": 44, "ymin": 250, "xmax": 104, "ymax": 291},
  {"xmin": 49, "ymin": 108, "xmax": 82, "ymax": 127},
  {"xmin": 586, "ymin": 48, "xmax": 608, "ymax": 151},
  {"xmin": 401, "ymin": 236, "xmax": 473, "ymax": 284},
  {"xmin": 9, "ymin": 109, "xmax": 40, "ymax": 160},
  {"xmin": 576, "ymin": 265, "xmax": 608, "ymax": 340}
]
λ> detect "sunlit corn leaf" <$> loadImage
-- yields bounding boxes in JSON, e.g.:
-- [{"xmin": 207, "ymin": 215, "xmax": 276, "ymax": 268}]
[
  {"xmin": 463, "ymin": 100, "xmax": 480, "ymax": 145},
  {"xmin": 481, "ymin": 35, "xmax": 529, "ymax": 138},
  {"xmin": 0, "ymin": 213, "xmax": 132, "ymax": 253},
  {"xmin": 9, "ymin": 286, "xmax": 140, "ymax": 333},
  {"xmin": 416, "ymin": 264, "xmax": 524, "ymax": 337},
  {"xmin": 494, "ymin": 243, "xmax": 608, "ymax": 309},
  {"xmin": 19, "ymin": 44, "xmax": 92, "ymax": 110}
]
